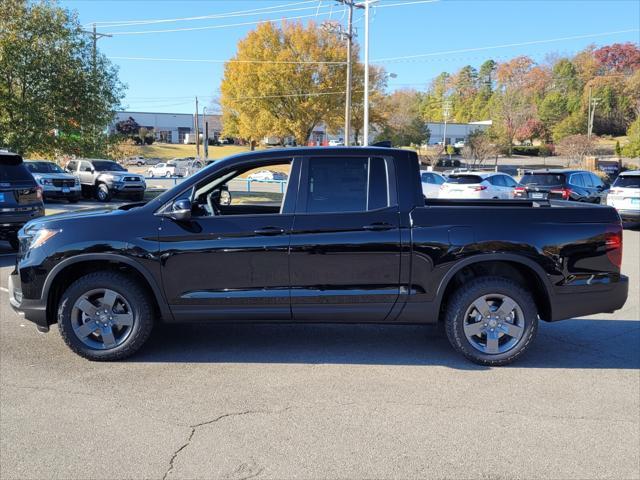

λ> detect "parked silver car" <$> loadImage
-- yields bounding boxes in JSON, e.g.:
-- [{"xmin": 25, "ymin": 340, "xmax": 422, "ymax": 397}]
[{"xmin": 25, "ymin": 160, "xmax": 81, "ymax": 203}]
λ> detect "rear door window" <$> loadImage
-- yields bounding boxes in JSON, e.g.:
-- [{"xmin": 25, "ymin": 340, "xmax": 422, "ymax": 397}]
[
  {"xmin": 0, "ymin": 154, "xmax": 34, "ymax": 183},
  {"xmin": 490, "ymin": 175, "xmax": 507, "ymax": 186},
  {"xmin": 570, "ymin": 174, "xmax": 585, "ymax": 187},
  {"xmin": 303, "ymin": 157, "xmax": 393, "ymax": 213}
]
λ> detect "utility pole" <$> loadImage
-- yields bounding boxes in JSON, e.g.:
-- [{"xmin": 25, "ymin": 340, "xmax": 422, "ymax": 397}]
[
  {"xmin": 80, "ymin": 24, "xmax": 111, "ymax": 151},
  {"xmin": 442, "ymin": 99, "xmax": 451, "ymax": 150},
  {"xmin": 194, "ymin": 97, "xmax": 200, "ymax": 158},
  {"xmin": 323, "ymin": 1, "xmax": 359, "ymax": 146},
  {"xmin": 588, "ymin": 87, "xmax": 600, "ymax": 139},
  {"xmin": 203, "ymin": 106, "xmax": 209, "ymax": 161}
]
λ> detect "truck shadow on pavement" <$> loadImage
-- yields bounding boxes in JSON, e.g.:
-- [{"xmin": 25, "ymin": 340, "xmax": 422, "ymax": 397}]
[{"xmin": 134, "ymin": 319, "xmax": 640, "ymax": 370}]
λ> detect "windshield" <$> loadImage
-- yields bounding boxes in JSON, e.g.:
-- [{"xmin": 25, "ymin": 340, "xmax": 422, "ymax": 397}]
[
  {"xmin": 447, "ymin": 175, "xmax": 483, "ymax": 184},
  {"xmin": 520, "ymin": 173, "xmax": 566, "ymax": 186},
  {"xmin": 92, "ymin": 160, "xmax": 125, "ymax": 172},
  {"xmin": 25, "ymin": 161, "xmax": 64, "ymax": 174},
  {"xmin": 613, "ymin": 175, "xmax": 640, "ymax": 188}
]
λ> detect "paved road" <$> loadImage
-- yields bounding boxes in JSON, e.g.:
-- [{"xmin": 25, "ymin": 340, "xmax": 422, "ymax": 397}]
[{"xmin": 0, "ymin": 231, "xmax": 638, "ymax": 480}]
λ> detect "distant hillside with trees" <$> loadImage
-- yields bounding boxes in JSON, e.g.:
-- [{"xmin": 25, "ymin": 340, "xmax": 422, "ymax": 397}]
[{"xmin": 420, "ymin": 43, "xmax": 640, "ymax": 156}]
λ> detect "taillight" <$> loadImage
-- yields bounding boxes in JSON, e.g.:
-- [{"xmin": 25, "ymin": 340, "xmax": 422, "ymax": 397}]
[
  {"xmin": 550, "ymin": 187, "xmax": 572, "ymax": 200},
  {"xmin": 605, "ymin": 228, "xmax": 623, "ymax": 269},
  {"xmin": 514, "ymin": 186, "xmax": 526, "ymax": 196},
  {"xmin": 468, "ymin": 185, "xmax": 488, "ymax": 191}
]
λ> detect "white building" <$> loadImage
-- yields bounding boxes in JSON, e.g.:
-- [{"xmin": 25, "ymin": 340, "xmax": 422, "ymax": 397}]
[
  {"xmin": 427, "ymin": 120, "xmax": 492, "ymax": 145},
  {"xmin": 110, "ymin": 111, "xmax": 223, "ymax": 144}
]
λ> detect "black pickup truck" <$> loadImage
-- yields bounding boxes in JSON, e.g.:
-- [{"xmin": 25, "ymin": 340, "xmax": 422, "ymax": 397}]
[{"xmin": 9, "ymin": 147, "xmax": 628, "ymax": 365}]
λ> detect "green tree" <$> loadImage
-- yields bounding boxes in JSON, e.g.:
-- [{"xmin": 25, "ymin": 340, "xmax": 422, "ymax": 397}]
[
  {"xmin": 622, "ymin": 118, "xmax": 640, "ymax": 157},
  {"xmin": 220, "ymin": 21, "xmax": 347, "ymax": 145},
  {"xmin": 0, "ymin": 0, "xmax": 124, "ymax": 156},
  {"xmin": 378, "ymin": 89, "xmax": 428, "ymax": 146}
]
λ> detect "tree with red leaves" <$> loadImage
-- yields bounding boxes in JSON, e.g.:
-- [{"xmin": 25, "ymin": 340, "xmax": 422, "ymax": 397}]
[{"xmin": 594, "ymin": 43, "xmax": 640, "ymax": 74}]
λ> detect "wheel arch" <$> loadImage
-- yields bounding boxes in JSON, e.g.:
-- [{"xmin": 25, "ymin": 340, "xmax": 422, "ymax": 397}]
[
  {"xmin": 435, "ymin": 254, "xmax": 554, "ymax": 321},
  {"xmin": 43, "ymin": 254, "xmax": 173, "ymax": 326}
]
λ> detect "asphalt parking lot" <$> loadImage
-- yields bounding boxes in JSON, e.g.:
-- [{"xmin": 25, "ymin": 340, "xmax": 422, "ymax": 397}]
[{"xmin": 0, "ymin": 224, "xmax": 638, "ymax": 479}]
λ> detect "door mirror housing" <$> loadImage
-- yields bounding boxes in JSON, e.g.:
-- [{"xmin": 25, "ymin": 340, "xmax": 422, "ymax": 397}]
[{"xmin": 168, "ymin": 199, "xmax": 192, "ymax": 221}]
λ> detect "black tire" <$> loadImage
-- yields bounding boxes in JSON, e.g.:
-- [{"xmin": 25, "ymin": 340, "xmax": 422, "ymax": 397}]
[
  {"xmin": 81, "ymin": 185, "xmax": 92, "ymax": 199},
  {"xmin": 444, "ymin": 276, "xmax": 538, "ymax": 366},
  {"xmin": 95, "ymin": 183, "xmax": 111, "ymax": 202},
  {"xmin": 57, "ymin": 271, "xmax": 154, "ymax": 361}
]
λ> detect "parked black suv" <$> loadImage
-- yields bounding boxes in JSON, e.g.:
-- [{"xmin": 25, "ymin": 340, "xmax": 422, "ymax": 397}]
[
  {"xmin": 515, "ymin": 169, "xmax": 608, "ymax": 203},
  {"xmin": 0, "ymin": 152, "xmax": 44, "ymax": 250}
]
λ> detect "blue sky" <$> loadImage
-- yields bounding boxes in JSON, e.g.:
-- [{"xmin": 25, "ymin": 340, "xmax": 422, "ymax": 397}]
[{"xmin": 60, "ymin": 0, "xmax": 640, "ymax": 114}]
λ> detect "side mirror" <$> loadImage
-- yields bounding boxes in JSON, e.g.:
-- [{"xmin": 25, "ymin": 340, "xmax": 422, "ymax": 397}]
[
  {"xmin": 168, "ymin": 199, "xmax": 192, "ymax": 221},
  {"xmin": 220, "ymin": 189, "xmax": 231, "ymax": 206}
]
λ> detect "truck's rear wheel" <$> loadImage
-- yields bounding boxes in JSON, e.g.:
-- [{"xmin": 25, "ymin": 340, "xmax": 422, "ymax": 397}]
[
  {"xmin": 57, "ymin": 271, "xmax": 154, "ymax": 361},
  {"xmin": 444, "ymin": 276, "xmax": 538, "ymax": 366}
]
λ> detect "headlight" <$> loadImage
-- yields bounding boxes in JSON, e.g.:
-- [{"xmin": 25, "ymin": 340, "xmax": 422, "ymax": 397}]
[
  {"xmin": 103, "ymin": 174, "xmax": 123, "ymax": 182},
  {"xmin": 74, "ymin": 178, "xmax": 80, "ymax": 186},
  {"xmin": 20, "ymin": 227, "xmax": 61, "ymax": 251},
  {"xmin": 39, "ymin": 178, "xmax": 53, "ymax": 185}
]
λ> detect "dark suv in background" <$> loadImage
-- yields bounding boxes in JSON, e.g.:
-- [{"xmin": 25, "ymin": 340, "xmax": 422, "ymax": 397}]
[
  {"xmin": 515, "ymin": 169, "xmax": 608, "ymax": 203},
  {"xmin": 0, "ymin": 152, "xmax": 44, "ymax": 250}
]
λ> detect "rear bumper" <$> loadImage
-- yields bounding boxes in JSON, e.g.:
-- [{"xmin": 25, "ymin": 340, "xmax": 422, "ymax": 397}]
[
  {"xmin": 0, "ymin": 208, "xmax": 45, "ymax": 238},
  {"xmin": 616, "ymin": 209, "xmax": 640, "ymax": 222},
  {"xmin": 550, "ymin": 275, "xmax": 629, "ymax": 321},
  {"xmin": 8, "ymin": 271, "xmax": 49, "ymax": 331}
]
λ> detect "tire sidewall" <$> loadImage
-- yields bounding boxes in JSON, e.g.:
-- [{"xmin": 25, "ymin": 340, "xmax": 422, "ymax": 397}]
[
  {"xmin": 58, "ymin": 272, "xmax": 153, "ymax": 360},
  {"xmin": 96, "ymin": 184, "xmax": 111, "ymax": 202},
  {"xmin": 446, "ymin": 277, "xmax": 538, "ymax": 366}
]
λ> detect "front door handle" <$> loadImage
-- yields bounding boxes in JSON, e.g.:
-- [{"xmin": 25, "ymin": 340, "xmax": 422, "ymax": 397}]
[
  {"xmin": 254, "ymin": 226, "xmax": 285, "ymax": 236},
  {"xmin": 363, "ymin": 222, "xmax": 394, "ymax": 232}
]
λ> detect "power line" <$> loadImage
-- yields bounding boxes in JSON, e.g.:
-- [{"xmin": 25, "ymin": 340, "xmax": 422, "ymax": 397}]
[
  {"xmin": 87, "ymin": 1, "xmax": 318, "ymax": 27},
  {"xmin": 109, "ymin": 56, "xmax": 346, "ymax": 65},
  {"xmin": 373, "ymin": 28, "xmax": 640, "ymax": 62},
  {"xmin": 376, "ymin": 0, "xmax": 440, "ymax": 8},
  {"xmin": 103, "ymin": 11, "xmax": 339, "ymax": 35}
]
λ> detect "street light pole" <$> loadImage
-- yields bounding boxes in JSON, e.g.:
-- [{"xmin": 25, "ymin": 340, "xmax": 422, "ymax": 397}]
[{"xmin": 363, "ymin": 0, "xmax": 370, "ymax": 146}]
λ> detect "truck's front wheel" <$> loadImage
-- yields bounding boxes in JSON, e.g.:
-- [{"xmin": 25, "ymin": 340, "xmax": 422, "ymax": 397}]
[
  {"xmin": 95, "ymin": 183, "xmax": 111, "ymax": 202},
  {"xmin": 57, "ymin": 271, "xmax": 154, "ymax": 361},
  {"xmin": 444, "ymin": 277, "xmax": 538, "ymax": 366}
]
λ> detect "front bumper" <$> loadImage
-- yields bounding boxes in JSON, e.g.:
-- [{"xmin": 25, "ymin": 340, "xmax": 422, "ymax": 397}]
[
  {"xmin": 43, "ymin": 188, "xmax": 81, "ymax": 200},
  {"xmin": 111, "ymin": 182, "xmax": 146, "ymax": 195},
  {"xmin": 550, "ymin": 275, "xmax": 629, "ymax": 321},
  {"xmin": 8, "ymin": 271, "xmax": 49, "ymax": 332}
]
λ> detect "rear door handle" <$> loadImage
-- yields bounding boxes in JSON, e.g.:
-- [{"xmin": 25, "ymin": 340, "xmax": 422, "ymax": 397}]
[
  {"xmin": 254, "ymin": 227, "xmax": 285, "ymax": 236},
  {"xmin": 363, "ymin": 222, "xmax": 394, "ymax": 231}
]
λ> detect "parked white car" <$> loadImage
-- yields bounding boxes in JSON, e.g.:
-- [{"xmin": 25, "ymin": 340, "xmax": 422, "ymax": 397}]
[
  {"xmin": 420, "ymin": 171, "xmax": 446, "ymax": 198},
  {"xmin": 439, "ymin": 171, "xmax": 518, "ymax": 199},
  {"xmin": 247, "ymin": 170, "xmax": 288, "ymax": 181},
  {"xmin": 147, "ymin": 162, "xmax": 178, "ymax": 178},
  {"xmin": 329, "ymin": 139, "xmax": 344, "ymax": 147},
  {"xmin": 607, "ymin": 170, "xmax": 640, "ymax": 222}
]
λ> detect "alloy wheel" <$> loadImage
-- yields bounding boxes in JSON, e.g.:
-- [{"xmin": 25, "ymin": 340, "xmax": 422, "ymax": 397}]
[
  {"xmin": 462, "ymin": 293, "xmax": 525, "ymax": 354},
  {"xmin": 71, "ymin": 288, "xmax": 135, "ymax": 349}
]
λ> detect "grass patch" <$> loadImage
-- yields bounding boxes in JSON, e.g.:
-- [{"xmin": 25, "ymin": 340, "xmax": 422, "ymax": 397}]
[{"xmin": 133, "ymin": 144, "xmax": 253, "ymax": 160}]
